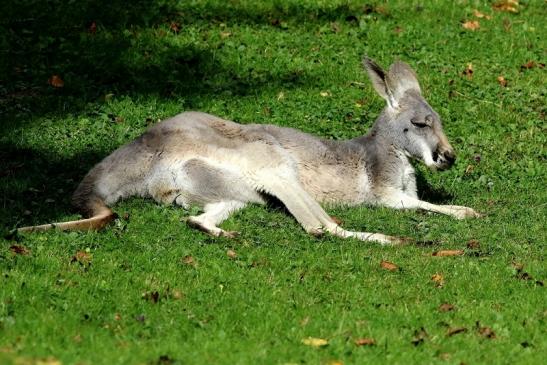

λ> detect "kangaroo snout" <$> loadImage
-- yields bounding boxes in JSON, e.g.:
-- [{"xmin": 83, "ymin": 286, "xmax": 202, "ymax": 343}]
[{"xmin": 434, "ymin": 148, "xmax": 456, "ymax": 170}]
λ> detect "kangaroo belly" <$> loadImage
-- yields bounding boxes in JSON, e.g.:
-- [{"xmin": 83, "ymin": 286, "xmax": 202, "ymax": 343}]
[{"xmin": 147, "ymin": 158, "xmax": 265, "ymax": 208}]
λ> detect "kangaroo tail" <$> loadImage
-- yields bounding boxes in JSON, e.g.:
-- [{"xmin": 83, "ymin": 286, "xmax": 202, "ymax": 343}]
[{"xmin": 17, "ymin": 193, "xmax": 115, "ymax": 233}]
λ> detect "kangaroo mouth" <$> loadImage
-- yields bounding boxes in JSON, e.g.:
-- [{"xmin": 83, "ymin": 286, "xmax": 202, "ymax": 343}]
[{"xmin": 431, "ymin": 149, "xmax": 455, "ymax": 171}]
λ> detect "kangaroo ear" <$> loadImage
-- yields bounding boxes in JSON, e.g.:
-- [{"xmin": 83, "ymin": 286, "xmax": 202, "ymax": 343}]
[
  {"xmin": 385, "ymin": 61, "xmax": 421, "ymax": 102},
  {"xmin": 362, "ymin": 57, "xmax": 399, "ymax": 110}
]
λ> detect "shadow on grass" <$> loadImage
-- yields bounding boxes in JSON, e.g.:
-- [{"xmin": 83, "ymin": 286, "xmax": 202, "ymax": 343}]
[
  {"xmin": 0, "ymin": 0, "xmax": 386, "ymax": 230},
  {"xmin": 415, "ymin": 171, "xmax": 454, "ymax": 204},
  {"xmin": 0, "ymin": 143, "xmax": 105, "ymax": 230},
  {"xmin": 0, "ymin": 0, "xmax": 373, "ymax": 125}
]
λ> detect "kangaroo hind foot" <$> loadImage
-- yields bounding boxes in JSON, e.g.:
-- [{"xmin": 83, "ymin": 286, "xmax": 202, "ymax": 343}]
[{"xmin": 185, "ymin": 201, "xmax": 246, "ymax": 238}]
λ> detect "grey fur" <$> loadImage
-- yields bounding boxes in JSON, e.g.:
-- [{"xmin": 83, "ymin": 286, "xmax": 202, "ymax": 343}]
[{"xmin": 18, "ymin": 58, "xmax": 480, "ymax": 244}]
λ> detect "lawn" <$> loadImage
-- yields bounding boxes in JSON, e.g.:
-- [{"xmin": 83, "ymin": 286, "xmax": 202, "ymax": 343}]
[{"xmin": 0, "ymin": 0, "xmax": 545, "ymax": 364}]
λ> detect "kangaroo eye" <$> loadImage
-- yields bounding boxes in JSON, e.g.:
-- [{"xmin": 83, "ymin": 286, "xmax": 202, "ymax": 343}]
[{"xmin": 410, "ymin": 118, "xmax": 428, "ymax": 128}]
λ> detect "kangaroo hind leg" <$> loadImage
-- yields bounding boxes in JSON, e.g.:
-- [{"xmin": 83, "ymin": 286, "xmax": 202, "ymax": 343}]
[{"xmin": 186, "ymin": 201, "xmax": 246, "ymax": 238}]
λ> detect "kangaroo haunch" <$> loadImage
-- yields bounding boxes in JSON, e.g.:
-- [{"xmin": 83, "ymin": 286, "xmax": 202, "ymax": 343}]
[{"xmin": 18, "ymin": 58, "xmax": 480, "ymax": 245}]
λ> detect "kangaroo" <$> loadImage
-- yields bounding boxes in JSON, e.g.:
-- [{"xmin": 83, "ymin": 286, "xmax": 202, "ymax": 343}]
[{"xmin": 17, "ymin": 58, "xmax": 480, "ymax": 245}]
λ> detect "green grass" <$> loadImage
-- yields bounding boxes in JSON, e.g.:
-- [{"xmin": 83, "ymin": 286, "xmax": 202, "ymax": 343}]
[{"xmin": 1, "ymin": 0, "xmax": 545, "ymax": 364}]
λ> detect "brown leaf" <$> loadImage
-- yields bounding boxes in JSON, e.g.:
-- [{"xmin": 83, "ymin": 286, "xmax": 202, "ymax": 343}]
[
  {"xmin": 89, "ymin": 21, "xmax": 97, "ymax": 34},
  {"xmin": 169, "ymin": 22, "xmax": 180, "ymax": 33},
  {"xmin": 330, "ymin": 216, "xmax": 344, "ymax": 225},
  {"xmin": 142, "ymin": 291, "xmax": 160, "ymax": 304},
  {"xmin": 114, "ymin": 313, "xmax": 122, "ymax": 321},
  {"xmin": 463, "ymin": 63, "xmax": 474, "ymax": 79},
  {"xmin": 394, "ymin": 26, "xmax": 403, "ymax": 34},
  {"xmin": 431, "ymin": 273, "xmax": 444, "ymax": 287},
  {"xmin": 354, "ymin": 338, "xmax": 376, "ymax": 346},
  {"xmin": 226, "ymin": 249, "xmax": 237, "ymax": 259},
  {"xmin": 521, "ymin": 61, "xmax": 536, "ymax": 70},
  {"xmin": 36, "ymin": 357, "xmax": 62, "ymax": 365},
  {"xmin": 10, "ymin": 244, "xmax": 30, "ymax": 256},
  {"xmin": 497, "ymin": 76, "xmax": 508, "ymax": 87},
  {"xmin": 512, "ymin": 264, "xmax": 542, "ymax": 285},
  {"xmin": 473, "ymin": 9, "xmax": 492, "ymax": 19},
  {"xmin": 492, "ymin": 0, "xmax": 519, "ymax": 13},
  {"xmin": 465, "ymin": 164, "xmax": 474, "ymax": 174},
  {"xmin": 301, "ymin": 337, "xmax": 328, "ymax": 347},
  {"xmin": 182, "ymin": 255, "xmax": 196, "ymax": 267},
  {"xmin": 447, "ymin": 327, "xmax": 468, "ymax": 336},
  {"xmin": 380, "ymin": 260, "xmax": 398, "ymax": 271},
  {"xmin": 462, "ymin": 20, "xmax": 480, "ymax": 31},
  {"xmin": 48, "ymin": 75, "xmax": 64, "ymax": 88},
  {"xmin": 411, "ymin": 327, "xmax": 428, "ymax": 346},
  {"xmin": 467, "ymin": 239, "xmax": 480, "ymax": 249},
  {"xmin": 71, "ymin": 251, "xmax": 92, "ymax": 265},
  {"xmin": 432, "ymin": 250, "xmax": 464, "ymax": 257},
  {"xmin": 171, "ymin": 289, "xmax": 184, "ymax": 300},
  {"xmin": 478, "ymin": 325, "xmax": 496, "ymax": 339},
  {"xmin": 439, "ymin": 303, "xmax": 455, "ymax": 312}
]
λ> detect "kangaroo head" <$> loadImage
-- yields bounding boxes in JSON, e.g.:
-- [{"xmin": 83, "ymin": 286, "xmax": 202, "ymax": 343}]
[{"xmin": 363, "ymin": 57, "xmax": 455, "ymax": 171}]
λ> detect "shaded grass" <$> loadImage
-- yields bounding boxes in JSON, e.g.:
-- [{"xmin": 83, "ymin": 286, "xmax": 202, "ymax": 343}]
[{"xmin": 1, "ymin": 0, "xmax": 546, "ymax": 364}]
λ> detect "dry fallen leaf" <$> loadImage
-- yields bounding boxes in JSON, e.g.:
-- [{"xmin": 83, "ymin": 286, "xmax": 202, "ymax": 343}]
[
  {"xmin": 71, "ymin": 251, "xmax": 92, "ymax": 265},
  {"xmin": 354, "ymin": 338, "xmax": 376, "ymax": 346},
  {"xmin": 432, "ymin": 250, "xmax": 464, "ymax": 257},
  {"xmin": 477, "ymin": 325, "xmax": 496, "ymax": 339},
  {"xmin": 182, "ymin": 255, "xmax": 196, "ymax": 266},
  {"xmin": 497, "ymin": 76, "xmax": 508, "ymax": 87},
  {"xmin": 467, "ymin": 239, "xmax": 480, "ymax": 249},
  {"xmin": 473, "ymin": 9, "xmax": 492, "ymax": 19},
  {"xmin": 512, "ymin": 262, "xmax": 543, "ymax": 285},
  {"xmin": 89, "ymin": 21, "xmax": 97, "ymax": 34},
  {"xmin": 114, "ymin": 313, "xmax": 122, "ymax": 321},
  {"xmin": 277, "ymin": 91, "xmax": 285, "ymax": 101},
  {"xmin": 380, "ymin": 260, "xmax": 399, "ymax": 271},
  {"xmin": 301, "ymin": 337, "xmax": 329, "ymax": 347},
  {"xmin": 171, "ymin": 289, "xmax": 184, "ymax": 300},
  {"xmin": 169, "ymin": 22, "xmax": 181, "ymax": 33},
  {"xmin": 465, "ymin": 164, "xmax": 474, "ymax": 174},
  {"xmin": 10, "ymin": 244, "xmax": 30, "ymax": 256},
  {"xmin": 320, "ymin": 91, "xmax": 331, "ymax": 97},
  {"xmin": 330, "ymin": 216, "xmax": 344, "ymax": 225},
  {"xmin": 521, "ymin": 61, "xmax": 538, "ymax": 70},
  {"xmin": 447, "ymin": 327, "xmax": 468, "ymax": 337},
  {"xmin": 411, "ymin": 327, "xmax": 428, "ymax": 346},
  {"xmin": 463, "ymin": 63, "xmax": 474, "ymax": 79},
  {"xmin": 439, "ymin": 303, "xmax": 455, "ymax": 312},
  {"xmin": 220, "ymin": 31, "xmax": 232, "ymax": 39},
  {"xmin": 142, "ymin": 291, "xmax": 160, "ymax": 304},
  {"xmin": 36, "ymin": 357, "xmax": 62, "ymax": 365},
  {"xmin": 48, "ymin": 75, "xmax": 64, "ymax": 88},
  {"xmin": 226, "ymin": 249, "xmax": 237, "ymax": 259},
  {"xmin": 462, "ymin": 20, "xmax": 480, "ymax": 30},
  {"xmin": 431, "ymin": 273, "xmax": 444, "ymax": 287},
  {"xmin": 492, "ymin": 0, "xmax": 519, "ymax": 13}
]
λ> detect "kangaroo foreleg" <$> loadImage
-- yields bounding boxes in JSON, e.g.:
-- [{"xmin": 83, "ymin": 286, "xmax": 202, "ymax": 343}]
[
  {"xmin": 253, "ymin": 171, "xmax": 405, "ymax": 245},
  {"xmin": 384, "ymin": 192, "xmax": 481, "ymax": 219}
]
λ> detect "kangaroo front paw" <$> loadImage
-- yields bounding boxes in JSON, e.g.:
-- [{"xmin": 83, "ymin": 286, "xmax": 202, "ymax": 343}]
[
  {"xmin": 220, "ymin": 230, "xmax": 240, "ymax": 238},
  {"xmin": 447, "ymin": 206, "xmax": 482, "ymax": 219}
]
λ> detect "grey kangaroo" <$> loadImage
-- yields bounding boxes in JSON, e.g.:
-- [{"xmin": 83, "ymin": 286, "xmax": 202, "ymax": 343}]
[{"xmin": 18, "ymin": 58, "xmax": 480, "ymax": 245}]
